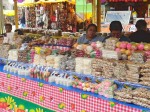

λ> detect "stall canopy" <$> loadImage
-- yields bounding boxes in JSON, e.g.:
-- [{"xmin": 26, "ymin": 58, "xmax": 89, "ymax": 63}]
[
  {"xmin": 36, "ymin": 0, "xmax": 75, "ymax": 4},
  {"xmin": 18, "ymin": 0, "xmax": 35, "ymax": 7},
  {"xmin": 108, "ymin": 0, "xmax": 147, "ymax": 2},
  {"xmin": 3, "ymin": 10, "xmax": 15, "ymax": 16}
]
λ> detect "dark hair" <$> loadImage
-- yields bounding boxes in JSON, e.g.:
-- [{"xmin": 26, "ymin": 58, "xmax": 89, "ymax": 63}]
[
  {"xmin": 15, "ymin": 29, "xmax": 24, "ymax": 35},
  {"xmin": 135, "ymin": 19, "xmax": 147, "ymax": 30},
  {"xmin": 109, "ymin": 21, "xmax": 123, "ymax": 32},
  {"xmin": 86, "ymin": 24, "xmax": 97, "ymax": 32},
  {"xmin": 5, "ymin": 23, "xmax": 12, "ymax": 28},
  {"xmin": 38, "ymin": 21, "xmax": 44, "ymax": 27}
]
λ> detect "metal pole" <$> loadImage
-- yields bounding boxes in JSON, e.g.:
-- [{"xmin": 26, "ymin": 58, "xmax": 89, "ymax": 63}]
[
  {"xmin": 14, "ymin": 0, "xmax": 19, "ymax": 29},
  {"xmin": 97, "ymin": 0, "xmax": 101, "ymax": 32}
]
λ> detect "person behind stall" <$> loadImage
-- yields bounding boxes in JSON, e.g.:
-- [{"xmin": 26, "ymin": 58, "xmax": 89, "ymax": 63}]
[
  {"xmin": 129, "ymin": 19, "xmax": 150, "ymax": 43},
  {"xmin": 104, "ymin": 21, "xmax": 131, "ymax": 42},
  {"xmin": 38, "ymin": 21, "xmax": 44, "ymax": 29},
  {"xmin": 3, "ymin": 23, "xmax": 12, "ymax": 36},
  {"xmin": 77, "ymin": 24, "xmax": 105, "ymax": 44}
]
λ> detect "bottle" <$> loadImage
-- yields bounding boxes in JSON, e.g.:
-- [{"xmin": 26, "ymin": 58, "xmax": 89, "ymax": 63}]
[{"xmin": 132, "ymin": 8, "xmax": 137, "ymax": 18}]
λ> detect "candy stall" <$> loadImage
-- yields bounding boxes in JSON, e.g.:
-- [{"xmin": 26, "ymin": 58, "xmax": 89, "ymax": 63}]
[{"xmin": 0, "ymin": 32, "xmax": 150, "ymax": 112}]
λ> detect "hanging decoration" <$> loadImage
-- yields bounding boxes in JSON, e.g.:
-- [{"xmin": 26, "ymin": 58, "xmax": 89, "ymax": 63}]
[{"xmin": 108, "ymin": 0, "xmax": 147, "ymax": 2}]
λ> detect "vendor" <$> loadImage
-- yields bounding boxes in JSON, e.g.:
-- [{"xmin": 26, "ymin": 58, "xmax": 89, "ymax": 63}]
[
  {"xmin": 3, "ymin": 23, "xmax": 12, "ymax": 36},
  {"xmin": 77, "ymin": 24, "xmax": 105, "ymax": 44},
  {"xmin": 129, "ymin": 20, "xmax": 150, "ymax": 43},
  {"xmin": 104, "ymin": 21, "xmax": 130, "ymax": 42}
]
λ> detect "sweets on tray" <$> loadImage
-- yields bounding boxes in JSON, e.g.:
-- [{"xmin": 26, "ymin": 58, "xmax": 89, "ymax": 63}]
[
  {"xmin": 115, "ymin": 87, "xmax": 150, "ymax": 108},
  {"xmin": 53, "ymin": 55, "xmax": 65, "ymax": 69},
  {"xmin": 139, "ymin": 63, "xmax": 150, "ymax": 86},
  {"xmin": 8, "ymin": 49, "xmax": 18, "ymax": 61},
  {"xmin": 75, "ymin": 57, "xmax": 93, "ymax": 74},
  {"xmin": 0, "ymin": 44, "xmax": 12, "ymax": 58},
  {"xmin": 102, "ymin": 59, "xmax": 114, "ymax": 78},
  {"xmin": 18, "ymin": 50, "xmax": 29, "ymax": 63},
  {"xmin": 98, "ymin": 80, "xmax": 117, "ymax": 98},
  {"xmin": 132, "ymin": 88, "xmax": 150, "ymax": 108},
  {"xmin": 126, "ymin": 62, "xmax": 141, "ymax": 83},
  {"xmin": 114, "ymin": 88, "xmax": 133, "ymax": 103},
  {"xmin": 113, "ymin": 61, "xmax": 127, "ymax": 81},
  {"xmin": 91, "ymin": 59, "xmax": 104, "ymax": 77}
]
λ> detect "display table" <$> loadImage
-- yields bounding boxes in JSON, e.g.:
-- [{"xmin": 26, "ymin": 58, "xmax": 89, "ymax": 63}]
[{"xmin": 0, "ymin": 64, "xmax": 149, "ymax": 112}]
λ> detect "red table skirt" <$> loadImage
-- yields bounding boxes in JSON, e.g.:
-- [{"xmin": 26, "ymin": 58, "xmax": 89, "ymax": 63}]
[{"xmin": 0, "ymin": 72, "xmax": 143, "ymax": 112}]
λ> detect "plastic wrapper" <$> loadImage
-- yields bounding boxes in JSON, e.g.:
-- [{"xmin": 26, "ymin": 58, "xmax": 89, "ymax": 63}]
[
  {"xmin": 102, "ymin": 50, "xmax": 121, "ymax": 60},
  {"xmin": 113, "ymin": 61, "xmax": 127, "ymax": 81},
  {"xmin": 8, "ymin": 49, "xmax": 18, "ymax": 61},
  {"xmin": 132, "ymin": 99, "xmax": 150, "ymax": 108},
  {"xmin": 114, "ymin": 96, "xmax": 132, "ymax": 103},
  {"xmin": 132, "ymin": 88, "xmax": 150, "ymax": 99},
  {"xmin": 127, "ymin": 62, "xmax": 141, "ymax": 73},
  {"xmin": 102, "ymin": 60, "xmax": 115, "ymax": 78},
  {"xmin": 130, "ymin": 52, "xmax": 146, "ymax": 63},
  {"xmin": 104, "ymin": 38, "xmax": 119, "ymax": 50},
  {"xmin": 98, "ymin": 80, "xmax": 117, "ymax": 98},
  {"xmin": 133, "ymin": 97, "xmax": 150, "ymax": 105},
  {"xmin": 114, "ymin": 88, "xmax": 133, "ymax": 99},
  {"xmin": 0, "ymin": 44, "xmax": 12, "ymax": 58}
]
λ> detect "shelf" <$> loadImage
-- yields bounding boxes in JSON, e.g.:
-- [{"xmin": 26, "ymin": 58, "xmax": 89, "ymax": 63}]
[{"xmin": 0, "ymin": 57, "xmax": 150, "ymax": 90}]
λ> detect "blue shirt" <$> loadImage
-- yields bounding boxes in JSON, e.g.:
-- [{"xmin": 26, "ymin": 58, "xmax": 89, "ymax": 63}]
[{"xmin": 77, "ymin": 34, "xmax": 105, "ymax": 44}]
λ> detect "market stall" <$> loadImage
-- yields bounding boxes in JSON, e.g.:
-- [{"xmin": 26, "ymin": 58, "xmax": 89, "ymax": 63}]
[
  {"xmin": 0, "ymin": 30, "xmax": 150, "ymax": 111},
  {"xmin": 17, "ymin": 0, "xmax": 76, "ymax": 32}
]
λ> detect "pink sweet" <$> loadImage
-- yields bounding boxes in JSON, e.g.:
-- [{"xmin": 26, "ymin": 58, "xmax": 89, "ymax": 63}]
[
  {"xmin": 77, "ymin": 85, "xmax": 81, "ymax": 89},
  {"xmin": 91, "ymin": 89, "xmax": 95, "ymax": 93},
  {"xmin": 91, "ymin": 42, "xmax": 97, "ymax": 48},
  {"xmin": 104, "ymin": 81, "xmax": 112, "ymax": 87},
  {"xmin": 115, "ymin": 48, "xmax": 121, "ymax": 52},
  {"xmin": 95, "ymin": 84, "xmax": 101, "ymax": 89},
  {"xmin": 79, "ymin": 86, "xmax": 83, "ymax": 89},
  {"xmin": 138, "ymin": 43, "xmax": 144, "ymax": 51},
  {"xmin": 120, "ymin": 42, "xmax": 127, "ymax": 49},
  {"xmin": 127, "ymin": 43, "xmax": 132, "ymax": 50},
  {"xmin": 73, "ymin": 85, "xmax": 76, "ymax": 88},
  {"xmin": 78, "ymin": 82, "xmax": 82, "ymax": 86}
]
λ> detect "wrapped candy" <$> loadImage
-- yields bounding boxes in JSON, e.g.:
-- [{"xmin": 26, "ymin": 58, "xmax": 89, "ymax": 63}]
[
  {"xmin": 8, "ymin": 49, "xmax": 18, "ymax": 61},
  {"xmin": 0, "ymin": 44, "xmax": 12, "ymax": 58},
  {"xmin": 130, "ymin": 51, "xmax": 146, "ymax": 63},
  {"xmin": 98, "ymin": 80, "xmax": 117, "ymax": 98},
  {"xmin": 104, "ymin": 38, "xmax": 119, "ymax": 50},
  {"xmin": 113, "ymin": 61, "xmax": 127, "ymax": 81},
  {"xmin": 102, "ymin": 50, "xmax": 122, "ymax": 60}
]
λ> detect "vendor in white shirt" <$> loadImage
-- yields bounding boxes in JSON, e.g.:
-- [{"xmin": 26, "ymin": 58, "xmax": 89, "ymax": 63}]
[
  {"xmin": 3, "ymin": 23, "xmax": 12, "ymax": 36},
  {"xmin": 3, "ymin": 23, "xmax": 15, "ymax": 44}
]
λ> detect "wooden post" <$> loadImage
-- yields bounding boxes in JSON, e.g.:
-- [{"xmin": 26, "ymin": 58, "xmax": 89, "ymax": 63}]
[
  {"xmin": 92, "ymin": 0, "xmax": 96, "ymax": 23},
  {"xmin": 97, "ymin": 0, "xmax": 101, "ymax": 32},
  {"xmin": 0, "ymin": 0, "xmax": 4, "ymax": 34},
  {"xmin": 14, "ymin": 0, "xmax": 19, "ymax": 29}
]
